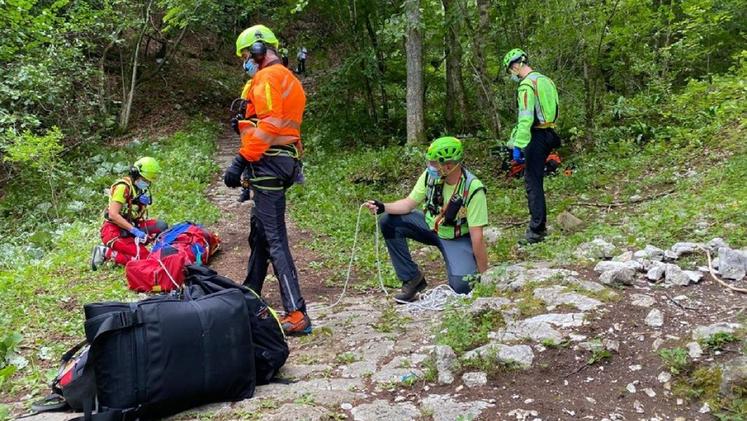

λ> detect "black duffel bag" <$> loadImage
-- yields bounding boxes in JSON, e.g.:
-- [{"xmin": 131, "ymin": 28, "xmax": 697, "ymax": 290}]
[
  {"xmin": 82, "ymin": 288, "xmax": 256, "ymax": 419},
  {"xmin": 184, "ymin": 265, "xmax": 289, "ymax": 385}
]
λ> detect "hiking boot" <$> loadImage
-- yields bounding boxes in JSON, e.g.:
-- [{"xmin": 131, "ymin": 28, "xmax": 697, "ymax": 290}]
[
  {"xmin": 518, "ymin": 229, "xmax": 546, "ymax": 245},
  {"xmin": 281, "ymin": 310, "xmax": 312, "ymax": 336},
  {"xmin": 394, "ymin": 274, "xmax": 427, "ymax": 303},
  {"xmin": 90, "ymin": 245, "xmax": 108, "ymax": 271}
]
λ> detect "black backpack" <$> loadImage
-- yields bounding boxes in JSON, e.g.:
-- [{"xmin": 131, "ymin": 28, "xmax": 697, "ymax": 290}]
[
  {"xmin": 34, "ymin": 288, "xmax": 256, "ymax": 420},
  {"xmin": 184, "ymin": 265, "xmax": 289, "ymax": 384}
]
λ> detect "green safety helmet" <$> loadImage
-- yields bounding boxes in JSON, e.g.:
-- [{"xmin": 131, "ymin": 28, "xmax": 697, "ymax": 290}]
[
  {"xmin": 133, "ymin": 157, "xmax": 161, "ymax": 181},
  {"xmin": 502, "ymin": 48, "xmax": 527, "ymax": 73},
  {"xmin": 426, "ymin": 136, "xmax": 464, "ymax": 163},
  {"xmin": 236, "ymin": 24, "xmax": 280, "ymax": 57}
]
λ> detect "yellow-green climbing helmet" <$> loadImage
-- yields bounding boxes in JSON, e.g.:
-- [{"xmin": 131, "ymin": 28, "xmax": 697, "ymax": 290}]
[
  {"xmin": 502, "ymin": 48, "xmax": 527, "ymax": 73},
  {"xmin": 133, "ymin": 157, "xmax": 161, "ymax": 181},
  {"xmin": 236, "ymin": 24, "xmax": 279, "ymax": 57},
  {"xmin": 426, "ymin": 136, "xmax": 464, "ymax": 163}
]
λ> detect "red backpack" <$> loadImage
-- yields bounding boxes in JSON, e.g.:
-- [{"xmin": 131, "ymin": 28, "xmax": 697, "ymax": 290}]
[{"xmin": 125, "ymin": 246, "xmax": 190, "ymax": 293}]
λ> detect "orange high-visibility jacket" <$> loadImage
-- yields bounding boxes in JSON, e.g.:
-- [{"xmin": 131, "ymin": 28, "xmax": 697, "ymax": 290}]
[{"xmin": 238, "ymin": 63, "xmax": 306, "ymax": 161}]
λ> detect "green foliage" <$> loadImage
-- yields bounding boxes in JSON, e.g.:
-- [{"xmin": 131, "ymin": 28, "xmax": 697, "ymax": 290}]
[
  {"xmin": 700, "ymin": 333, "xmax": 739, "ymax": 352},
  {"xmin": 374, "ymin": 306, "xmax": 411, "ymax": 334},
  {"xmin": 659, "ymin": 347, "xmax": 691, "ymax": 375},
  {"xmin": 435, "ymin": 302, "xmax": 504, "ymax": 355},
  {"xmin": 587, "ymin": 348, "xmax": 612, "ymax": 365}
]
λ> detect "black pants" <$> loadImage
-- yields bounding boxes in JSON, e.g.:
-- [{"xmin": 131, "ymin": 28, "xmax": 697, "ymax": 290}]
[
  {"xmin": 244, "ymin": 155, "xmax": 305, "ymax": 313},
  {"xmin": 524, "ymin": 128, "xmax": 561, "ymax": 234}
]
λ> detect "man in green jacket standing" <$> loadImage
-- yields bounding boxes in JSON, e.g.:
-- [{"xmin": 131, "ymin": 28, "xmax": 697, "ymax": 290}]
[{"xmin": 502, "ymin": 48, "xmax": 560, "ymax": 244}]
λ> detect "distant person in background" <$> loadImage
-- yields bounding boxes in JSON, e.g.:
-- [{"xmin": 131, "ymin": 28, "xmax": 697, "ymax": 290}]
[
  {"xmin": 296, "ymin": 47, "xmax": 307, "ymax": 75},
  {"xmin": 279, "ymin": 46, "xmax": 289, "ymax": 68},
  {"xmin": 91, "ymin": 157, "xmax": 168, "ymax": 270}
]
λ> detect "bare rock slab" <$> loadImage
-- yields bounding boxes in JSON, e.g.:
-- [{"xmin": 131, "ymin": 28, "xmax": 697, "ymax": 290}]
[
  {"xmin": 720, "ymin": 356, "xmax": 747, "ymax": 398},
  {"xmin": 692, "ymin": 322, "xmax": 743, "ymax": 341},
  {"xmin": 462, "ymin": 372, "xmax": 488, "ymax": 388},
  {"xmin": 351, "ymin": 400, "xmax": 420, "ymax": 421},
  {"xmin": 463, "ymin": 343, "xmax": 535, "ymax": 368},
  {"xmin": 631, "ymin": 294, "xmax": 656, "ymax": 307},
  {"xmin": 533, "ymin": 286, "xmax": 603, "ymax": 311},
  {"xmin": 420, "ymin": 394, "xmax": 494, "ymax": 421},
  {"xmin": 575, "ymin": 239, "xmax": 616, "ymax": 260}
]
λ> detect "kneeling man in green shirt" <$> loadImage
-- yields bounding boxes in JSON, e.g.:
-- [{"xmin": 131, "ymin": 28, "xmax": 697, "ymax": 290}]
[{"xmin": 365, "ymin": 136, "xmax": 489, "ymax": 302}]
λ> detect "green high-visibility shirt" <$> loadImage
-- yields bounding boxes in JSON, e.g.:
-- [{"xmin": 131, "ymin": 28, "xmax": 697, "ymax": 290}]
[{"xmin": 509, "ymin": 71, "xmax": 559, "ymax": 149}]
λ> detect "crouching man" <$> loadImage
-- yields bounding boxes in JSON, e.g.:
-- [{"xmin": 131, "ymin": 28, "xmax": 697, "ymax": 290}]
[{"xmin": 365, "ymin": 137, "xmax": 488, "ymax": 302}]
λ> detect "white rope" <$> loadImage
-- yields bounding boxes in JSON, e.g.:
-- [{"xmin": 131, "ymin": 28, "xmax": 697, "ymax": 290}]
[
  {"xmin": 322, "ymin": 204, "xmax": 388, "ymax": 309},
  {"xmin": 395, "ymin": 284, "xmax": 462, "ymax": 313},
  {"xmin": 156, "ymin": 258, "xmax": 181, "ymax": 290}
]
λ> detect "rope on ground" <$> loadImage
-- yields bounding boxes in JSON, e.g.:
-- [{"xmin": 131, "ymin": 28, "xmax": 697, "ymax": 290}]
[
  {"xmin": 395, "ymin": 284, "xmax": 462, "ymax": 313},
  {"xmin": 699, "ymin": 245, "xmax": 747, "ymax": 294},
  {"xmin": 322, "ymin": 204, "xmax": 388, "ymax": 309}
]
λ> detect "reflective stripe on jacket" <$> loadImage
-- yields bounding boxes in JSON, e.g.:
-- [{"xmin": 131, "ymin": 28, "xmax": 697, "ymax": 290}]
[{"xmin": 238, "ymin": 63, "xmax": 306, "ymax": 161}]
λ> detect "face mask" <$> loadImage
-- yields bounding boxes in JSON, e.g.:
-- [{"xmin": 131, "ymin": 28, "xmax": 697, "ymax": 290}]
[
  {"xmin": 510, "ymin": 73, "xmax": 521, "ymax": 83},
  {"xmin": 243, "ymin": 59, "xmax": 258, "ymax": 77},
  {"xmin": 426, "ymin": 165, "xmax": 441, "ymax": 179},
  {"xmin": 134, "ymin": 179, "xmax": 150, "ymax": 191}
]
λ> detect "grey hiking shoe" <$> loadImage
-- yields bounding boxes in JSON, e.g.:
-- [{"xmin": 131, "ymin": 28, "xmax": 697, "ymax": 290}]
[
  {"xmin": 91, "ymin": 245, "xmax": 108, "ymax": 271},
  {"xmin": 394, "ymin": 274, "xmax": 427, "ymax": 303}
]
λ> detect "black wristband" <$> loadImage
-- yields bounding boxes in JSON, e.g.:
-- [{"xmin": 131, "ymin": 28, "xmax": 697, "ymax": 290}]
[{"xmin": 372, "ymin": 200, "xmax": 385, "ymax": 215}]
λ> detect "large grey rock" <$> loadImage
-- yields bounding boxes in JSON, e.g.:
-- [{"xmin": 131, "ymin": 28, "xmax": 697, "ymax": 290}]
[
  {"xmin": 631, "ymin": 294, "xmax": 656, "ymax": 307},
  {"xmin": 433, "ymin": 345, "xmax": 457, "ymax": 385},
  {"xmin": 634, "ymin": 245, "xmax": 665, "ymax": 261},
  {"xmin": 469, "ymin": 297, "xmax": 512, "ymax": 315},
  {"xmin": 720, "ymin": 356, "xmax": 747, "ymax": 398},
  {"xmin": 534, "ymin": 286, "xmax": 603, "ymax": 311},
  {"xmin": 644, "ymin": 308, "xmax": 664, "ymax": 327},
  {"xmin": 371, "ymin": 368, "xmax": 423, "ymax": 384},
  {"xmin": 351, "ymin": 400, "xmax": 420, "ymax": 421},
  {"xmin": 692, "ymin": 322, "xmax": 743, "ymax": 341},
  {"xmin": 612, "ymin": 251, "xmax": 634, "ymax": 262},
  {"xmin": 420, "ymin": 394, "xmax": 494, "ymax": 421},
  {"xmin": 594, "ymin": 260, "xmax": 642, "ymax": 273},
  {"xmin": 665, "ymin": 263, "xmax": 691, "ymax": 286},
  {"xmin": 687, "ymin": 341, "xmax": 703, "ymax": 359},
  {"xmin": 684, "ymin": 270, "xmax": 703, "ymax": 284},
  {"xmin": 599, "ymin": 267, "xmax": 636, "ymax": 286},
  {"xmin": 481, "ymin": 264, "xmax": 527, "ymax": 291},
  {"xmin": 557, "ymin": 211, "xmax": 584, "ymax": 232},
  {"xmin": 463, "ymin": 343, "xmax": 535, "ymax": 368},
  {"xmin": 489, "ymin": 319, "xmax": 564, "ymax": 344},
  {"xmin": 341, "ymin": 361, "xmax": 377, "ymax": 378},
  {"xmin": 718, "ymin": 247, "xmax": 747, "ymax": 280},
  {"xmin": 707, "ymin": 237, "xmax": 730, "ymax": 252},
  {"xmin": 575, "ymin": 239, "xmax": 616, "ymax": 260},
  {"xmin": 671, "ymin": 242, "xmax": 700, "ymax": 256},
  {"xmin": 462, "ymin": 372, "xmax": 488, "ymax": 388},
  {"xmin": 525, "ymin": 313, "xmax": 586, "ymax": 328}
]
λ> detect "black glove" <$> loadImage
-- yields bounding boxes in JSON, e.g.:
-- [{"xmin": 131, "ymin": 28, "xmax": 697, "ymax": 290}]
[
  {"xmin": 230, "ymin": 114, "xmax": 242, "ymax": 135},
  {"xmin": 370, "ymin": 200, "xmax": 385, "ymax": 215},
  {"xmin": 224, "ymin": 154, "xmax": 248, "ymax": 188}
]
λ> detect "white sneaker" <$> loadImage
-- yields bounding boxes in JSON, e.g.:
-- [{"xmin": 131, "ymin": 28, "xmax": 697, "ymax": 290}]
[{"xmin": 91, "ymin": 245, "xmax": 108, "ymax": 271}]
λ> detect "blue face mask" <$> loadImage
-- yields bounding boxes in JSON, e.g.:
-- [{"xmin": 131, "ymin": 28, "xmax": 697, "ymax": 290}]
[
  {"xmin": 243, "ymin": 59, "xmax": 258, "ymax": 77},
  {"xmin": 510, "ymin": 74, "xmax": 521, "ymax": 83},
  {"xmin": 134, "ymin": 179, "xmax": 150, "ymax": 191},
  {"xmin": 426, "ymin": 165, "xmax": 441, "ymax": 180}
]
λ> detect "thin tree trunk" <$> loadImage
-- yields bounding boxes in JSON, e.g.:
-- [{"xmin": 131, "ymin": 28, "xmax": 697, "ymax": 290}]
[
  {"xmin": 98, "ymin": 30, "xmax": 121, "ymax": 116},
  {"xmin": 119, "ymin": 0, "xmax": 153, "ymax": 131},
  {"xmin": 405, "ymin": 0, "xmax": 426, "ymax": 145},
  {"xmin": 365, "ymin": 13, "xmax": 389, "ymax": 123},
  {"xmin": 442, "ymin": 0, "xmax": 466, "ymax": 132}
]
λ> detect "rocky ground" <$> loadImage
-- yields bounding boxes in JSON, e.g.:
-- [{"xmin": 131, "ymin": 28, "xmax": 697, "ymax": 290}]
[{"xmin": 21, "ymin": 132, "xmax": 746, "ymax": 421}]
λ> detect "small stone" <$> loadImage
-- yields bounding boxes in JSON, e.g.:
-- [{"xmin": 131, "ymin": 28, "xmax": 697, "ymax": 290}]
[
  {"xmin": 687, "ymin": 341, "xmax": 703, "ymax": 359},
  {"xmin": 557, "ymin": 211, "xmax": 584, "ymax": 232},
  {"xmin": 433, "ymin": 345, "xmax": 457, "ymax": 385},
  {"xmin": 341, "ymin": 403, "xmax": 353, "ymax": 410},
  {"xmin": 594, "ymin": 260, "xmax": 640, "ymax": 273},
  {"xmin": 631, "ymin": 294, "xmax": 656, "ymax": 307},
  {"xmin": 651, "ymin": 338, "xmax": 664, "ymax": 351},
  {"xmin": 628, "ymin": 365, "xmax": 642, "ymax": 371},
  {"xmin": 683, "ymin": 270, "xmax": 703, "ymax": 283},
  {"xmin": 643, "ymin": 388, "xmax": 656, "ymax": 397},
  {"xmin": 657, "ymin": 371, "xmax": 672, "ymax": 383},
  {"xmin": 677, "ymin": 398, "xmax": 684, "ymax": 405},
  {"xmin": 720, "ymin": 356, "xmax": 747, "ymax": 398},
  {"xmin": 462, "ymin": 372, "xmax": 488, "ymax": 388},
  {"xmin": 671, "ymin": 242, "xmax": 699, "ymax": 256},
  {"xmin": 665, "ymin": 264, "xmax": 691, "ymax": 286},
  {"xmin": 645, "ymin": 309, "xmax": 664, "ymax": 327},
  {"xmin": 718, "ymin": 247, "xmax": 747, "ymax": 280},
  {"xmin": 626, "ymin": 383, "xmax": 637, "ymax": 393},
  {"xmin": 524, "ymin": 398, "xmax": 534, "ymax": 404},
  {"xmin": 483, "ymin": 227, "xmax": 501, "ymax": 244},
  {"xmin": 699, "ymin": 402, "xmax": 711, "ymax": 413},
  {"xmin": 646, "ymin": 264, "xmax": 665, "ymax": 282},
  {"xmin": 633, "ymin": 399, "xmax": 644, "ymax": 413},
  {"xmin": 692, "ymin": 322, "xmax": 743, "ymax": 341},
  {"xmin": 664, "ymin": 250, "xmax": 679, "ymax": 260},
  {"xmin": 585, "ymin": 396, "xmax": 596, "ymax": 404},
  {"xmin": 634, "ymin": 245, "xmax": 664, "ymax": 261},
  {"xmin": 599, "ymin": 268, "xmax": 636, "ymax": 286},
  {"xmin": 574, "ymin": 238, "xmax": 616, "ymax": 260},
  {"xmin": 603, "ymin": 339, "xmax": 620, "ymax": 353}
]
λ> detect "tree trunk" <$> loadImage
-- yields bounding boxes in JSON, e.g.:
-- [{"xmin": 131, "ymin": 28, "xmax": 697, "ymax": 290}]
[
  {"xmin": 405, "ymin": 0, "xmax": 426, "ymax": 145},
  {"xmin": 118, "ymin": 0, "xmax": 153, "ymax": 131},
  {"xmin": 365, "ymin": 13, "xmax": 389, "ymax": 123},
  {"xmin": 442, "ymin": 0, "xmax": 466, "ymax": 133},
  {"xmin": 464, "ymin": 0, "xmax": 500, "ymax": 137}
]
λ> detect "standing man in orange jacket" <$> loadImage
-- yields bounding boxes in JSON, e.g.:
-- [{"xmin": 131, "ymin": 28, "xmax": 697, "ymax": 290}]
[{"xmin": 224, "ymin": 24, "xmax": 311, "ymax": 335}]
